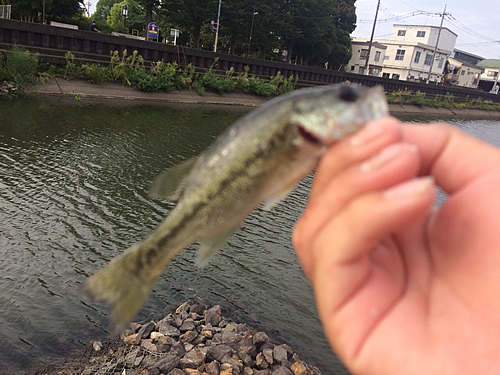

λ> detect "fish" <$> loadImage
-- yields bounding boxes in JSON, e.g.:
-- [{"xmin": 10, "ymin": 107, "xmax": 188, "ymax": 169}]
[{"xmin": 81, "ymin": 84, "xmax": 389, "ymax": 333}]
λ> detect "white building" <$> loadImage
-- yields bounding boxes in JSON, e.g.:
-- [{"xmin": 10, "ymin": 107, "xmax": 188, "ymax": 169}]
[
  {"xmin": 348, "ymin": 40, "xmax": 387, "ymax": 76},
  {"xmin": 477, "ymin": 59, "xmax": 500, "ymax": 93},
  {"xmin": 349, "ymin": 24, "xmax": 458, "ymax": 83}
]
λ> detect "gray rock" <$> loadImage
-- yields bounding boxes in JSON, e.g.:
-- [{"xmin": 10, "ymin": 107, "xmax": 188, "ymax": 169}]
[
  {"xmin": 158, "ymin": 321, "xmax": 181, "ymax": 337},
  {"xmin": 181, "ymin": 330, "xmax": 198, "ymax": 343},
  {"xmin": 255, "ymin": 353, "xmax": 269, "ymax": 369},
  {"xmin": 254, "ymin": 369, "xmax": 271, "ymax": 375},
  {"xmin": 190, "ymin": 303, "xmax": 207, "ymax": 315},
  {"xmin": 192, "ymin": 334, "xmax": 206, "ymax": 345},
  {"xmin": 262, "ymin": 348, "xmax": 274, "ymax": 365},
  {"xmin": 222, "ymin": 330, "xmax": 241, "ymax": 342},
  {"xmin": 201, "ymin": 325, "xmax": 214, "ymax": 339},
  {"xmin": 153, "ymin": 354, "xmax": 180, "ymax": 373},
  {"xmin": 134, "ymin": 354, "xmax": 144, "ymax": 367},
  {"xmin": 253, "ymin": 332, "xmax": 269, "ymax": 345},
  {"xmin": 207, "ymin": 345, "xmax": 235, "ymax": 362},
  {"xmin": 273, "ymin": 345, "xmax": 289, "ymax": 363},
  {"xmin": 238, "ymin": 349, "xmax": 254, "ymax": 367},
  {"xmin": 219, "ymin": 318, "xmax": 231, "ymax": 328},
  {"xmin": 138, "ymin": 321, "xmax": 156, "ymax": 339},
  {"xmin": 205, "ymin": 305, "xmax": 222, "ymax": 326},
  {"xmin": 221, "ymin": 353, "xmax": 244, "ymax": 373},
  {"xmin": 206, "ymin": 360, "xmax": 220, "ymax": 375},
  {"xmin": 180, "ymin": 318, "xmax": 196, "ymax": 332},
  {"xmin": 170, "ymin": 344, "xmax": 186, "ymax": 357},
  {"xmin": 243, "ymin": 367, "xmax": 254, "ymax": 375},
  {"xmin": 272, "ymin": 366, "xmax": 293, "ymax": 375},
  {"xmin": 180, "ymin": 347, "xmax": 208, "ymax": 369},
  {"xmin": 148, "ymin": 368, "xmax": 161, "ymax": 375},
  {"xmin": 141, "ymin": 339, "xmax": 157, "ymax": 352},
  {"xmin": 224, "ymin": 322, "xmax": 238, "ymax": 333},
  {"xmin": 167, "ymin": 369, "xmax": 185, "ymax": 375},
  {"xmin": 92, "ymin": 341, "xmax": 102, "ymax": 352},
  {"xmin": 176, "ymin": 301, "xmax": 191, "ymax": 315}
]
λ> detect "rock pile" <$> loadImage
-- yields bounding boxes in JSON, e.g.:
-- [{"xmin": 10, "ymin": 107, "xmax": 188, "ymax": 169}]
[{"xmin": 93, "ymin": 301, "xmax": 322, "ymax": 375}]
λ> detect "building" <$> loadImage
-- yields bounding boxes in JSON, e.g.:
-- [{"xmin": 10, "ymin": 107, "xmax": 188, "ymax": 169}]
[
  {"xmin": 477, "ymin": 59, "xmax": 500, "ymax": 93},
  {"xmin": 451, "ymin": 49, "xmax": 484, "ymax": 66},
  {"xmin": 445, "ymin": 57, "xmax": 483, "ymax": 88},
  {"xmin": 348, "ymin": 40, "xmax": 387, "ymax": 76},
  {"xmin": 349, "ymin": 24, "xmax": 458, "ymax": 83}
]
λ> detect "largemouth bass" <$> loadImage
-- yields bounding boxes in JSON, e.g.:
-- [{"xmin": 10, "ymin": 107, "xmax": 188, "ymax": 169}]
[{"xmin": 82, "ymin": 84, "xmax": 389, "ymax": 332}]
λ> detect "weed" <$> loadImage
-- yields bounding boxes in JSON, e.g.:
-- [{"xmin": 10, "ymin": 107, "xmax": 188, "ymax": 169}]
[{"xmin": 5, "ymin": 45, "xmax": 39, "ymax": 91}]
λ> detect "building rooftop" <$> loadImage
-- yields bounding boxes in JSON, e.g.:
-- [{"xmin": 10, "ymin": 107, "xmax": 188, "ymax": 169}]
[
  {"xmin": 477, "ymin": 59, "xmax": 500, "ymax": 69},
  {"xmin": 393, "ymin": 24, "xmax": 458, "ymax": 37}
]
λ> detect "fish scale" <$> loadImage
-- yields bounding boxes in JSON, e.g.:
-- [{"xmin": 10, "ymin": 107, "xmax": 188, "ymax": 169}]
[{"xmin": 82, "ymin": 84, "xmax": 389, "ymax": 333}]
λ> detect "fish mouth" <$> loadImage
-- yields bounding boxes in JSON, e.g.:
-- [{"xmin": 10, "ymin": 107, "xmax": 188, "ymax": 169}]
[{"xmin": 297, "ymin": 125, "xmax": 321, "ymax": 145}]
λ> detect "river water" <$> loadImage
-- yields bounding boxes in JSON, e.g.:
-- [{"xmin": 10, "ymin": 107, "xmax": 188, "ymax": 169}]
[{"xmin": 1, "ymin": 96, "xmax": 499, "ymax": 374}]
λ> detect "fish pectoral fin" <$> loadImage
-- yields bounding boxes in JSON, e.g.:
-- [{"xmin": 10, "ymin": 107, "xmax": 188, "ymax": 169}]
[
  {"xmin": 149, "ymin": 158, "xmax": 198, "ymax": 201},
  {"xmin": 262, "ymin": 184, "xmax": 296, "ymax": 211},
  {"xmin": 196, "ymin": 227, "xmax": 239, "ymax": 268}
]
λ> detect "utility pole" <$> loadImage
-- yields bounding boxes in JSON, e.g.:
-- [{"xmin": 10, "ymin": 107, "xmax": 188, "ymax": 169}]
[
  {"xmin": 364, "ymin": 0, "xmax": 380, "ymax": 75},
  {"xmin": 248, "ymin": 5, "xmax": 257, "ymax": 56},
  {"xmin": 426, "ymin": 4, "xmax": 447, "ymax": 84},
  {"xmin": 213, "ymin": 0, "xmax": 222, "ymax": 52}
]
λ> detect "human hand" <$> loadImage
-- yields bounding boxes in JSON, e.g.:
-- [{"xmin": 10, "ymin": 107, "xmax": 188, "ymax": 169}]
[{"xmin": 293, "ymin": 117, "xmax": 500, "ymax": 375}]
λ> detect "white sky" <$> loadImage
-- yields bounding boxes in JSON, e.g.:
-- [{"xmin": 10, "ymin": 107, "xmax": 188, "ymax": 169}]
[{"xmin": 352, "ymin": 0, "xmax": 500, "ymax": 60}]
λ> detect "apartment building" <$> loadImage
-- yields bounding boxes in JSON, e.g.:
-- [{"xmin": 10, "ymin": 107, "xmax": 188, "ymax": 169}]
[
  {"xmin": 477, "ymin": 59, "xmax": 500, "ymax": 93},
  {"xmin": 348, "ymin": 40, "xmax": 387, "ymax": 76},
  {"xmin": 445, "ymin": 57, "xmax": 483, "ymax": 88},
  {"xmin": 349, "ymin": 24, "xmax": 458, "ymax": 83}
]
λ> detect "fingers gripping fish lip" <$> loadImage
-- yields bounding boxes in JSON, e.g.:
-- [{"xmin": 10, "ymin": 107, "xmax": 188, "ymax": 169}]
[{"xmin": 82, "ymin": 84, "xmax": 389, "ymax": 332}]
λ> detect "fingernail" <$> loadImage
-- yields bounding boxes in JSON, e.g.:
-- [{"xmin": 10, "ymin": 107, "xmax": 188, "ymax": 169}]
[
  {"xmin": 361, "ymin": 144, "xmax": 418, "ymax": 173},
  {"xmin": 383, "ymin": 177, "xmax": 435, "ymax": 199},
  {"xmin": 350, "ymin": 121, "xmax": 384, "ymax": 146}
]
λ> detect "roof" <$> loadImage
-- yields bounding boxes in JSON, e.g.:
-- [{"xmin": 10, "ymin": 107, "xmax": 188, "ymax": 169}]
[
  {"xmin": 477, "ymin": 59, "xmax": 500, "ymax": 69},
  {"xmin": 448, "ymin": 57, "xmax": 484, "ymax": 71},
  {"xmin": 453, "ymin": 48, "xmax": 485, "ymax": 60},
  {"xmin": 392, "ymin": 24, "xmax": 458, "ymax": 37},
  {"xmin": 351, "ymin": 40, "xmax": 387, "ymax": 49}
]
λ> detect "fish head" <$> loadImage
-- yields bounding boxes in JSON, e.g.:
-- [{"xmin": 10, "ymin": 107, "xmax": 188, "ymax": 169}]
[{"xmin": 289, "ymin": 84, "xmax": 389, "ymax": 146}]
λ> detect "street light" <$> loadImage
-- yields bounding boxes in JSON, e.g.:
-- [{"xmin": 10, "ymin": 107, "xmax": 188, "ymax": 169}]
[
  {"xmin": 121, "ymin": 2, "xmax": 128, "ymax": 31},
  {"xmin": 248, "ymin": 6, "xmax": 257, "ymax": 56}
]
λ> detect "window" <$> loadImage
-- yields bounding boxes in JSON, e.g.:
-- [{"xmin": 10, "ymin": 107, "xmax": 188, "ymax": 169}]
[
  {"xmin": 397, "ymin": 30, "xmax": 406, "ymax": 36},
  {"xmin": 392, "ymin": 74, "xmax": 400, "ymax": 80},
  {"xmin": 374, "ymin": 51, "xmax": 381, "ymax": 62},
  {"xmin": 382, "ymin": 73, "xmax": 390, "ymax": 78},
  {"xmin": 384, "ymin": 55, "xmax": 390, "ymax": 60},
  {"xmin": 461, "ymin": 70, "xmax": 465, "ymax": 75},
  {"xmin": 424, "ymin": 53, "xmax": 433, "ymax": 65},
  {"xmin": 487, "ymin": 70, "xmax": 498, "ymax": 77},
  {"xmin": 437, "ymin": 57, "xmax": 444, "ymax": 69},
  {"xmin": 360, "ymin": 49, "xmax": 369, "ymax": 60},
  {"xmin": 369, "ymin": 67, "xmax": 381, "ymax": 76},
  {"xmin": 417, "ymin": 31, "xmax": 426, "ymax": 38},
  {"xmin": 395, "ymin": 49, "xmax": 405, "ymax": 61},
  {"xmin": 359, "ymin": 66, "xmax": 366, "ymax": 75},
  {"xmin": 414, "ymin": 51, "xmax": 421, "ymax": 63}
]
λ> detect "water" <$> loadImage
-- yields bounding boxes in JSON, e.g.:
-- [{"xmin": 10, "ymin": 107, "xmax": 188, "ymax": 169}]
[{"xmin": 1, "ymin": 97, "xmax": 499, "ymax": 374}]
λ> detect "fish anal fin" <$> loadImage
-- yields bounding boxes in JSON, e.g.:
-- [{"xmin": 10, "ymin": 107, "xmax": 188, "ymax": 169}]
[
  {"xmin": 196, "ymin": 227, "xmax": 239, "ymax": 268},
  {"xmin": 149, "ymin": 158, "xmax": 197, "ymax": 202}
]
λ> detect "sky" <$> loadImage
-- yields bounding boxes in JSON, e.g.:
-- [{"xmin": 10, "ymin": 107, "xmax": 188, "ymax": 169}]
[{"xmin": 352, "ymin": 0, "xmax": 500, "ymax": 60}]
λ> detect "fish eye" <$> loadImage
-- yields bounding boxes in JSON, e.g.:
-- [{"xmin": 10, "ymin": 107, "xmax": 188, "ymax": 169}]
[{"xmin": 338, "ymin": 85, "xmax": 359, "ymax": 102}]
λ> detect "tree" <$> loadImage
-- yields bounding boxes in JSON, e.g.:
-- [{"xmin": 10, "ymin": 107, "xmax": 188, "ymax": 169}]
[
  {"xmin": 94, "ymin": 0, "xmax": 118, "ymax": 21},
  {"xmin": 10, "ymin": 0, "xmax": 83, "ymax": 22},
  {"xmin": 106, "ymin": 0, "xmax": 145, "ymax": 32}
]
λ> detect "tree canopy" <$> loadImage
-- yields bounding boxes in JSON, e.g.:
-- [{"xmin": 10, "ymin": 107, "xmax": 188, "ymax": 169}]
[{"xmin": 8, "ymin": 0, "xmax": 357, "ymax": 69}]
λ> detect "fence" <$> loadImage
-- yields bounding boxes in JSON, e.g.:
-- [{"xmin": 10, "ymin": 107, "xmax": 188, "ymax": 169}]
[{"xmin": 1, "ymin": 18, "xmax": 499, "ymax": 103}]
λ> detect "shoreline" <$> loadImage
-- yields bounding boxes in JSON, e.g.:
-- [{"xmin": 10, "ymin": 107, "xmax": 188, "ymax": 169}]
[
  {"xmin": 24, "ymin": 77, "xmax": 500, "ymax": 119},
  {"xmin": 23, "ymin": 300, "xmax": 323, "ymax": 375}
]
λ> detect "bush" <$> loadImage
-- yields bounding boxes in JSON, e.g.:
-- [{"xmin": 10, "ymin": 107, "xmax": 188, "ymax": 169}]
[{"xmin": 5, "ymin": 45, "xmax": 39, "ymax": 91}]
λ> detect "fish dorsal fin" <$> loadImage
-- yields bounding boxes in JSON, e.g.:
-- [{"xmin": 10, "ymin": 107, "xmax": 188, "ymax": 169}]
[
  {"xmin": 195, "ymin": 227, "xmax": 239, "ymax": 268},
  {"xmin": 149, "ymin": 158, "xmax": 197, "ymax": 202},
  {"xmin": 261, "ymin": 184, "xmax": 295, "ymax": 211}
]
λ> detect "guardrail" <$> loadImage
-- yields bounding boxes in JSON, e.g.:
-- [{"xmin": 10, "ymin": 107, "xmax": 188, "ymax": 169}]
[{"xmin": 1, "ymin": 18, "xmax": 499, "ymax": 103}]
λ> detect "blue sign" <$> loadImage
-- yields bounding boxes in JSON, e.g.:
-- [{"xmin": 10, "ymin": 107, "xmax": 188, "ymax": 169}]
[{"xmin": 148, "ymin": 22, "xmax": 158, "ymax": 39}]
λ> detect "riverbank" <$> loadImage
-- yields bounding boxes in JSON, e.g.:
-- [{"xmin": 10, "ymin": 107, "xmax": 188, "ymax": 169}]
[
  {"xmin": 24, "ymin": 77, "xmax": 500, "ymax": 118},
  {"xmin": 23, "ymin": 300, "xmax": 322, "ymax": 375}
]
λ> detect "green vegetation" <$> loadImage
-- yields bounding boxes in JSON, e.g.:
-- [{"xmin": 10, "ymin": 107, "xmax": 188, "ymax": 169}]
[
  {"xmin": 386, "ymin": 89, "xmax": 500, "ymax": 111},
  {"xmin": 0, "ymin": 46, "xmax": 43, "ymax": 92}
]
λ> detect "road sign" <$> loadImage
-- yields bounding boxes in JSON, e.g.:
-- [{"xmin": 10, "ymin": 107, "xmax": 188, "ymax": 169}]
[
  {"xmin": 148, "ymin": 22, "xmax": 158, "ymax": 40},
  {"xmin": 210, "ymin": 25, "xmax": 214, "ymax": 31},
  {"xmin": 211, "ymin": 20, "xmax": 214, "ymax": 25}
]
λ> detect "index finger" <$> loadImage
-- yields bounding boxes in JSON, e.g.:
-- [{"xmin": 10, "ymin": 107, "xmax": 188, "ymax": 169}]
[{"xmin": 401, "ymin": 123, "xmax": 500, "ymax": 194}]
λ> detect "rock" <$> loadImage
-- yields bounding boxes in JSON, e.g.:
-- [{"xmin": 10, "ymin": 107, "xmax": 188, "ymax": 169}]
[
  {"xmin": 221, "ymin": 330, "xmax": 241, "ymax": 342},
  {"xmin": 181, "ymin": 330, "xmax": 198, "ymax": 343},
  {"xmin": 224, "ymin": 322, "xmax": 238, "ymax": 333},
  {"xmin": 243, "ymin": 367, "xmax": 254, "ymax": 375},
  {"xmin": 205, "ymin": 305, "xmax": 222, "ymax": 327},
  {"xmin": 170, "ymin": 344, "xmax": 186, "ymax": 357},
  {"xmin": 273, "ymin": 345, "xmax": 288, "ymax": 363},
  {"xmin": 190, "ymin": 303, "xmax": 207, "ymax": 315},
  {"xmin": 134, "ymin": 355, "xmax": 144, "ymax": 366},
  {"xmin": 124, "ymin": 347, "xmax": 141, "ymax": 366},
  {"xmin": 120, "ymin": 328, "xmax": 135, "ymax": 339},
  {"xmin": 141, "ymin": 339, "xmax": 157, "ymax": 352},
  {"xmin": 176, "ymin": 301, "xmax": 191, "ymax": 315},
  {"xmin": 148, "ymin": 368, "xmax": 161, "ymax": 375},
  {"xmin": 185, "ymin": 369, "xmax": 202, "ymax": 375},
  {"xmin": 92, "ymin": 341, "xmax": 103, "ymax": 352},
  {"xmin": 255, "ymin": 353, "xmax": 268, "ymax": 369},
  {"xmin": 130, "ymin": 322, "xmax": 142, "ymax": 332},
  {"xmin": 201, "ymin": 326, "xmax": 214, "ymax": 339},
  {"xmin": 174, "ymin": 314, "xmax": 184, "ymax": 327},
  {"xmin": 153, "ymin": 354, "xmax": 180, "ymax": 373},
  {"xmin": 167, "ymin": 369, "xmax": 184, "ymax": 375},
  {"xmin": 221, "ymin": 353, "xmax": 244, "ymax": 373},
  {"xmin": 184, "ymin": 343, "xmax": 195, "ymax": 352},
  {"xmin": 220, "ymin": 369, "xmax": 235, "ymax": 375},
  {"xmin": 238, "ymin": 349, "xmax": 253, "ymax": 367},
  {"xmin": 272, "ymin": 366, "xmax": 293, "ymax": 375},
  {"xmin": 290, "ymin": 361, "xmax": 308, "ymax": 375},
  {"xmin": 181, "ymin": 347, "xmax": 209, "ymax": 369},
  {"xmin": 158, "ymin": 335, "xmax": 177, "ymax": 346},
  {"xmin": 253, "ymin": 332, "xmax": 269, "ymax": 345},
  {"xmin": 151, "ymin": 331, "xmax": 165, "ymax": 341},
  {"xmin": 123, "ymin": 333, "xmax": 141, "ymax": 345},
  {"xmin": 158, "ymin": 321, "xmax": 181, "ymax": 337},
  {"xmin": 219, "ymin": 318, "xmax": 231, "ymax": 328},
  {"xmin": 206, "ymin": 360, "xmax": 220, "ymax": 375},
  {"xmin": 262, "ymin": 348, "xmax": 273, "ymax": 365},
  {"xmin": 180, "ymin": 319, "xmax": 196, "ymax": 332},
  {"xmin": 254, "ymin": 370, "xmax": 271, "ymax": 375},
  {"xmin": 207, "ymin": 345, "xmax": 235, "ymax": 362},
  {"xmin": 138, "ymin": 321, "xmax": 156, "ymax": 339},
  {"xmin": 192, "ymin": 334, "xmax": 206, "ymax": 345}
]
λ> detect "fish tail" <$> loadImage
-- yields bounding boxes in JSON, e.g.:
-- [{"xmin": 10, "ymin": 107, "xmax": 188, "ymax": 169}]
[{"xmin": 81, "ymin": 242, "xmax": 166, "ymax": 334}]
